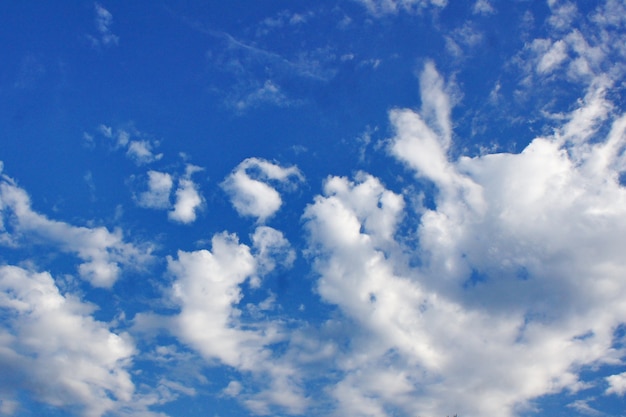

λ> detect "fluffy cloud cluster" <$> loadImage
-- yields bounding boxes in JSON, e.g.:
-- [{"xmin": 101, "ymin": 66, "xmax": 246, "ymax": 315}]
[
  {"xmin": 300, "ymin": 60, "xmax": 626, "ymax": 416},
  {"xmin": 222, "ymin": 157, "xmax": 303, "ymax": 223},
  {"xmin": 521, "ymin": 0, "xmax": 626, "ymax": 90},
  {"xmin": 0, "ymin": 171, "xmax": 152, "ymax": 288},
  {"xmin": 4, "ymin": 2, "xmax": 626, "ymax": 416},
  {"xmin": 0, "ymin": 265, "xmax": 135, "ymax": 417},
  {"xmin": 134, "ymin": 227, "xmax": 305, "ymax": 415},
  {"xmin": 94, "ymin": 124, "xmax": 163, "ymax": 165},
  {"xmin": 89, "ymin": 124, "xmax": 204, "ymax": 224},
  {"xmin": 136, "ymin": 165, "xmax": 204, "ymax": 224}
]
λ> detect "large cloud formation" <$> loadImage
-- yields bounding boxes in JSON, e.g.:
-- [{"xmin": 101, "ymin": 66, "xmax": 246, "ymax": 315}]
[
  {"xmin": 301, "ymin": 61, "xmax": 626, "ymax": 416},
  {"xmin": 2, "ymin": 1, "xmax": 626, "ymax": 416}
]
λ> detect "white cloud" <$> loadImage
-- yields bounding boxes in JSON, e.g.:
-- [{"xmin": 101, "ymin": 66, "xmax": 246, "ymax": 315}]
[
  {"xmin": 222, "ymin": 158, "xmax": 303, "ymax": 223},
  {"xmin": 0, "ymin": 173, "xmax": 152, "ymax": 288},
  {"xmin": 302, "ymin": 62, "xmax": 626, "ymax": 417},
  {"xmin": 0, "ymin": 265, "xmax": 135, "ymax": 417},
  {"xmin": 233, "ymin": 80, "xmax": 294, "ymax": 111},
  {"xmin": 167, "ymin": 232, "xmax": 262, "ymax": 367},
  {"xmin": 134, "ymin": 165, "xmax": 203, "ymax": 224},
  {"xmin": 223, "ymin": 380, "xmax": 242, "ymax": 397},
  {"xmin": 591, "ymin": 0, "xmax": 626, "ymax": 28},
  {"xmin": 251, "ymin": 226, "xmax": 296, "ymax": 277},
  {"xmin": 536, "ymin": 39, "xmax": 568, "ymax": 74},
  {"xmin": 547, "ymin": 0, "xmax": 578, "ymax": 31},
  {"xmin": 606, "ymin": 372, "xmax": 626, "ymax": 396},
  {"xmin": 516, "ymin": 0, "xmax": 625, "ymax": 97},
  {"xmin": 94, "ymin": 125, "xmax": 163, "ymax": 165},
  {"xmin": 168, "ymin": 165, "xmax": 204, "ymax": 224},
  {"xmin": 166, "ymin": 232, "xmax": 307, "ymax": 414},
  {"xmin": 91, "ymin": 3, "xmax": 119, "ymax": 47},
  {"xmin": 168, "ymin": 179, "xmax": 202, "ymax": 224},
  {"xmin": 127, "ymin": 140, "xmax": 163, "ymax": 165},
  {"xmin": 355, "ymin": 0, "xmax": 447, "ymax": 15},
  {"xmin": 472, "ymin": 0, "xmax": 494, "ymax": 15},
  {"xmin": 258, "ymin": 10, "xmax": 313, "ymax": 33},
  {"xmin": 137, "ymin": 171, "xmax": 174, "ymax": 210},
  {"xmin": 567, "ymin": 399, "xmax": 603, "ymax": 416}
]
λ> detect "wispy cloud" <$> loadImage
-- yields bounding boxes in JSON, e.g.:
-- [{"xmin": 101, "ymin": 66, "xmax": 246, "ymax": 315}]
[
  {"xmin": 355, "ymin": 0, "xmax": 448, "ymax": 15},
  {"xmin": 89, "ymin": 3, "xmax": 119, "ymax": 47},
  {"xmin": 230, "ymin": 80, "xmax": 296, "ymax": 112},
  {"xmin": 0, "ymin": 173, "xmax": 153, "ymax": 288},
  {"xmin": 472, "ymin": 0, "xmax": 495, "ymax": 15},
  {"xmin": 93, "ymin": 124, "xmax": 163, "ymax": 165}
]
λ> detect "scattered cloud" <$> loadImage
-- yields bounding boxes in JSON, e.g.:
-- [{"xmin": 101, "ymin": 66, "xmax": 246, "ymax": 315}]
[
  {"xmin": 354, "ymin": 0, "xmax": 448, "ymax": 15},
  {"xmin": 5, "ymin": 2, "xmax": 626, "ymax": 416},
  {"xmin": 299, "ymin": 61, "xmax": 626, "ymax": 417},
  {"xmin": 251, "ymin": 226, "xmax": 296, "ymax": 277},
  {"xmin": 231, "ymin": 80, "xmax": 296, "ymax": 112},
  {"xmin": 137, "ymin": 171, "xmax": 174, "ymax": 210},
  {"xmin": 0, "ymin": 265, "xmax": 135, "ymax": 416},
  {"xmin": 472, "ymin": 0, "xmax": 495, "ymax": 15},
  {"xmin": 606, "ymin": 372, "xmax": 626, "ymax": 396},
  {"xmin": 567, "ymin": 399, "xmax": 603, "ymax": 416},
  {"xmin": 165, "ymin": 232, "xmax": 307, "ymax": 414},
  {"xmin": 535, "ymin": 39, "xmax": 569, "ymax": 74},
  {"xmin": 202, "ymin": 26, "xmax": 339, "ymax": 110},
  {"xmin": 0, "ymin": 173, "xmax": 153, "ymax": 288},
  {"xmin": 515, "ymin": 0, "xmax": 625, "ymax": 99},
  {"xmin": 89, "ymin": 3, "xmax": 119, "ymax": 47},
  {"xmin": 256, "ymin": 9, "xmax": 314, "ymax": 37},
  {"xmin": 92, "ymin": 124, "xmax": 163, "ymax": 165},
  {"xmin": 168, "ymin": 165, "xmax": 204, "ymax": 224},
  {"xmin": 547, "ymin": 0, "xmax": 578, "ymax": 31},
  {"xmin": 445, "ymin": 23, "xmax": 485, "ymax": 59},
  {"xmin": 222, "ymin": 158, "xmax": 304, "ymax": 223},
  {"xmin": 134, "ymin": 165, "xmax": 204, "ymax": 225}
]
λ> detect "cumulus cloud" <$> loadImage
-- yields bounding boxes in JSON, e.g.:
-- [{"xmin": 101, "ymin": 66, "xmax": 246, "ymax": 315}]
[
  {"xmin": 165, "ymin": 232, "xmax": 306, "ymax": 414},
  {"xmin": 606, "ymin": 372, "xmax": 626, "ymax": 396},
  {"xmin": 137, "ymin": 171, "xmax": 174, "ymax": 210},
  {"xmin": 0, "ymin": 173, "xmax": 152, "ymax": 288},
  {"xmin": 0, "ymin": 265, "xmax": 135, "ymax": 417},
  {"xmin": 222, "ymin": 158, "xmax": 303, "ymax": 223},
  {"xmin": 516, "ymin": 0, "xmax": 625, "ymax": 95},
  {"xmin": 301, "ymin": 62, "xmax": 626, "ymax": 417},
  {"xmin": 133, "ymin": 165, "xmax": 204, "ymax": 224},
  {"xmin": 251, "ymin": 226, "xmax": 296, "ymax": 277},
  {"xmin": 168, "ymin": 165, "xmax": 204, "ymax": 224}
]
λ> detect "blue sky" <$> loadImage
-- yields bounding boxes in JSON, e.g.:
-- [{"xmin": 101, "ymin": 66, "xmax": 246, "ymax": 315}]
[{"xmin": 1, "ymin": 1, "xmax": 626, "ymax": 416}]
